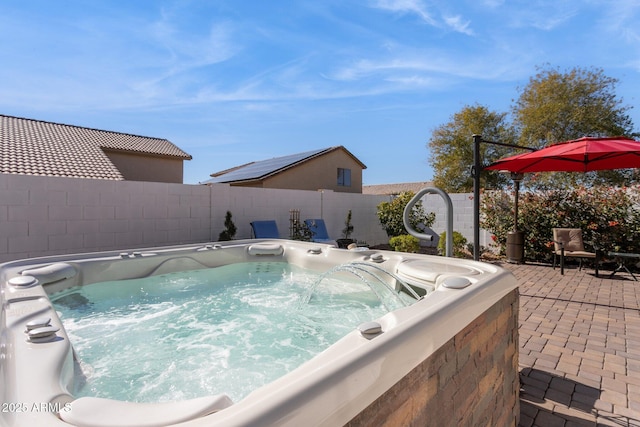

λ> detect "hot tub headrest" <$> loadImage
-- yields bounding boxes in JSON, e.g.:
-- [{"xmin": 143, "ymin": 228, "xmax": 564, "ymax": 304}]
[
  {"xmin": 247, "ymin": 243, "xmax": 284, "ymax": 256},
  {"xmin": 20, "ymin": 262, "xmax": 77, "ymax": 285},
  {"xmin": 396, "ymin": 260, "xmax": 479, "ymax": 285},
  {"xmin": 60, "ymin": 394, "xmax": 233, "ymax": 427}
]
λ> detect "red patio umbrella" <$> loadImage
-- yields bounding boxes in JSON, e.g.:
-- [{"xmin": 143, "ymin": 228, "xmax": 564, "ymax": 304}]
[
  {"xmin": 483, "ymin": 136, "xmax": 640, "ymax": 263},
  {"xmin": 484, "ymin": 136, "xmax": 640, "ymax": 173}
]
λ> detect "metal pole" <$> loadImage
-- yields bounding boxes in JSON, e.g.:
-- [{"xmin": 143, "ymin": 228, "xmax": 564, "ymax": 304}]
[
  {"xmin": 513, "ymin": 179, "xmax": 520, "ymax": 232},
  {"xmin": 471, "ymin": 137, "xmax": 533, "ymax": 262},
  {"xmin": 472, "ymin": 134, "xmax": 481, "ymax": 261}
]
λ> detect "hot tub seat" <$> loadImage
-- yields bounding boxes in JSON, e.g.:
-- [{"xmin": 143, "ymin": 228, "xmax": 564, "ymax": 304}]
[{"xmin": 60, "ymin": 395, "xmax": 233, "ymax": 427}]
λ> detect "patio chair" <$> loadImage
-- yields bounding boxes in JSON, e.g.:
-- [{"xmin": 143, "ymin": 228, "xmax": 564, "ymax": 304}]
[
  {"xmin": 250, "ymin": 220, "xmax": 280, "ymax": 239},
  {"xmin": 552, "ymin": 228, "xmax": 598, "ymax": 276},
  {"xmin": 303, "ymin": 219, "xmax": 338, "ymax": 246}
]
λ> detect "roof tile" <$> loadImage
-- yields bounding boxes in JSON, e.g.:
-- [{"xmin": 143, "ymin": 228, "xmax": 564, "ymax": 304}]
[{"xmin": 1, "ymin": 115, "xmax": 191, "ymax": 180}]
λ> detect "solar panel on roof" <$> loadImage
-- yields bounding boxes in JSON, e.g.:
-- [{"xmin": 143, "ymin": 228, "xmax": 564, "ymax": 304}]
[{"xmin": 208, "ymin": 148, "xmax": 329, "ymax": 183}]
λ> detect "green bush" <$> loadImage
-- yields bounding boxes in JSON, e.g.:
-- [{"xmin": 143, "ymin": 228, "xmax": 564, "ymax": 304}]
[
  {"xmin": 481, "ymin": 185, "xmax": 640, "ymax": 261},
  {"xmin": 342, "ymin": 209, "xmax": 354, "ymax": 239},
  {"xmin": 290, "ymin": 220, "xmax": 313, "ymax": 241},
  {"xmin": 376, "ymin": 191, "xmax": 436, "ymax": 237},
  {"xmin": 438, "ymin": 230, "xmax": 468, "ymax": 257},
  {"xmin": 218, "ymin": 211, "xmax": 237, "ymax": 241},
  {"xmin": 389, "ymin": 235, "xmax": 420, "ymax": 253}
]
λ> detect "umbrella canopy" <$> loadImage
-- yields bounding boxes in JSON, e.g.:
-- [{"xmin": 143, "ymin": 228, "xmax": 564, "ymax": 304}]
[{"xmin": 485, "ymin": 136, "xmax": 640, "ymax": 173}]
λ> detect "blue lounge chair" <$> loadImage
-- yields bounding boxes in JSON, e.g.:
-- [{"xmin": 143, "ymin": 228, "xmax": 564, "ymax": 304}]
[
  {"xmin": 304, "ymin": 219, "xmax": 337, "ymax": 246},
  {"xmin": 250, "ymin": 220, "xmax": 280, "ymax": 238}
]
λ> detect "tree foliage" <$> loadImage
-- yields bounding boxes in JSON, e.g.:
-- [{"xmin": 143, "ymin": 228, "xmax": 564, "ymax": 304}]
[
  {"xmin": 511, "ymin": 65, "xmax": 637, "ymax": 188},
  {"xmin": 513, "ymin": 65, "xmax": 634, "ymax": 148},
  {"xmin": 429, "ymin": 65, "xmax": 637, "ymax": 190},
  {"xmin": 428, "ymin": 104, "xmax": 516, "ymax": 192}
]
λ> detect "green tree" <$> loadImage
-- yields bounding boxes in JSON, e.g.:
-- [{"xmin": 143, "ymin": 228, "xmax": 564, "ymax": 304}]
[
  {"xmin": 430, "ymin": 66, "xmax": 638, "ymax": 191},
  {"xmin": 428, "ymin": 104, "xmax": 516, "ymax": 192},
  {"xmin": 514, "ymin": 65, "xmax": 634, "ymax": 147},
  {"xmin": 512, "ymin": 65, "xmax": 636, "ymax": 188}
]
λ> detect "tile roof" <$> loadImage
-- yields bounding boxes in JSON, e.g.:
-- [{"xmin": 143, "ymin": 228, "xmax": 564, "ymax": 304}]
[
  {"xmin": 203, "ymin": 146, "xmax": 365, "ymax": 184},
  {"xmin": 362, "ymin": 181, "xmax": 434, "ymax": 195},
  {"xmin": 0, "ymin": 115, "xmax": 191, "ymax": 180}
]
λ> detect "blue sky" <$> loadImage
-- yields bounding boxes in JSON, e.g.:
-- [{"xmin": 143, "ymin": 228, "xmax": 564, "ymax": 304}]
[{"xmin": 1, "ymin": 1, "xmax": 640, "ymax": 185}]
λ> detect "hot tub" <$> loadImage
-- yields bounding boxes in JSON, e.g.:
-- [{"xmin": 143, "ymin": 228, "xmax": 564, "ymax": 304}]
[{"xmin": 0, "ymin": 240, "xmax": 519, "ymax": 427}]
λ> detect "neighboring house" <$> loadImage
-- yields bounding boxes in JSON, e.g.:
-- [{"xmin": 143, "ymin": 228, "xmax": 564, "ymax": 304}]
[
  {"xmin": 363, "ymin": 181, "xmax": 433, "ymax": 196},
  {"xmin": 0, "ymin": 115, "xmax": 192, "ymax": 183},
  {"xmin": 203, "ymin": 146, "xmax": 367, "ymax": 193}
]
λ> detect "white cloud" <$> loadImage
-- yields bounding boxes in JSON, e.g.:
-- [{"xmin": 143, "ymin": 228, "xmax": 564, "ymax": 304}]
[
  {"xmin": 501, "ymin": 2, "xmax": 578, "ymax": 31},
  {"xmin": 598, "ymin": 0, "xmax": 640, "ymax": 43},
  {"xmin": 149, "ymin": 11, "xmax": 238, "ymax": 74},
  {"xmin": 371, "ymin": 0, "xmax": 438, "ymax": 26},
  {"xmin": 370, "ymin": 0, "xmax": 476, "ymax": 35},
  {"xmin": 443, "ymin": 15, "xmax": 474, "ymax": 36}
]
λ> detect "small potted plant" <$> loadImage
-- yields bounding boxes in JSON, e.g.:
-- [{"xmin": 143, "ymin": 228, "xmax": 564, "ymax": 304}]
[{"xmin": 337, "ymin": 210, "xmax": 356, "ymax": 248}]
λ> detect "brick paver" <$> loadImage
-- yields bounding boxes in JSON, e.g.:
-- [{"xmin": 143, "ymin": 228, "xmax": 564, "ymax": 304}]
[{"xmin": 498, "ymin": 261, "xmax": 640, "ymax": 426}]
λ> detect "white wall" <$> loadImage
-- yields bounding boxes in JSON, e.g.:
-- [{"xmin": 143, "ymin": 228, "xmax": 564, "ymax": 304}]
[{"xmin": 0, "ymin": 174, "xmax": 491, "ymax": 263}]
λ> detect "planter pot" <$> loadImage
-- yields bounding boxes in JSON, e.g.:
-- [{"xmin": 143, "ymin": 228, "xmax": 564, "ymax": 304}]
[{"xmin": 336, "ymin": 238, "xmax": 355, "ymax": 249}]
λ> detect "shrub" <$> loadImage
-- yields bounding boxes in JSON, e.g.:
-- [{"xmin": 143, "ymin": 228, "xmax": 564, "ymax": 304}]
[
  {"xmin": 342, "ymin": 210, "xmax": 354, "ymax": 239},
  {"xmin": 290, "ymin": 220, "xmax": 313, "ymax": 241},
  {"xmin": 481, "ymin": 185, "xmax": 640, "ymax": 261},
  {"xmin": 389, "ymin": 235, "xmax": 420, "ymax": 253},
  {"xmin": 218, "ymin": 211, "xmax": 237, "ymax": 241},
  {"xmin": 376, "ymin": 191, "xmax": 436, "ymax": 237},
  {"xmin": 438, "ymin": 231, "xmax": 468, "ymax": 257},
  {"xmin": 479, "ymin": 190, "xmax": 513, "ymax": 255}
]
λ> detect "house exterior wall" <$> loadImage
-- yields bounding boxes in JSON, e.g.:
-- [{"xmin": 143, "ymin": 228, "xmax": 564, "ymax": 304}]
[
  {"xmin": 103, "ymin": 151, "xmax": 185, "ymax": 183},
  {"xmin": 0, "ymin": 174, "xmax": 492, "ymax": 263},
  {"xmin": 261, "ymin": 149, "xmax": 364, "ymax": 193}
]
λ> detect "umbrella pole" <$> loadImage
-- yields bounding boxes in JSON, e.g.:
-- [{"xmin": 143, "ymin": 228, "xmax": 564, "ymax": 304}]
[
  {"xmin": 507, "ymin": 173, "xmax": 525, "ymax": 263},
  {"xmin": 513, "ymin": 176, "xmax": 520, "ymax": 232}
]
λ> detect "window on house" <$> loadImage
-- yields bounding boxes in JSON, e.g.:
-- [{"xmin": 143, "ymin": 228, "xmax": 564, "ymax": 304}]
[{"xmin": 337, "ymin": 168, "xmax": 351, "ymax": 187}]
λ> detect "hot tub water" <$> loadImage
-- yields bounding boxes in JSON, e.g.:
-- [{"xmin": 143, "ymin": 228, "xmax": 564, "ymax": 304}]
[{"xmin": 51, "ymin": 261, "xmax": 415, "ymax": 404}]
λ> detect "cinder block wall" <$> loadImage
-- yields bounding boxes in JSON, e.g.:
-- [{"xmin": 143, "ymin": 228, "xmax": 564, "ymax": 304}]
[
  {"xmin": 0, "ymin": 174, "xmax": 491, "ymax": 263},
  {"xmin": 346, "ymin": 288, "xmax": 520, "ymax": 427}
]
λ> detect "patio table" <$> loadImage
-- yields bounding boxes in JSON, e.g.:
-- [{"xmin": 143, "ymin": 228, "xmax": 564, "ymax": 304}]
[{"xmin": 607, "ymin": 251, "xmax": 640, "ymax": 281}]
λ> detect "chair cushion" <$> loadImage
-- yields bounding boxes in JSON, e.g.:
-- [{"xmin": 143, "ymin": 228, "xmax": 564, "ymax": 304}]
[
  {"xmin": 564, "ymin": 250, "xmax": 596, "ymax": 258},
  {"xmin": 553, "ymin": 228, "xmax": 585, "ymax": 252}
]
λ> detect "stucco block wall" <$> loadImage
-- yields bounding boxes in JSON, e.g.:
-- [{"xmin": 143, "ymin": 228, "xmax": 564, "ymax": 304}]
[
  {"xmin": 421, "ymin": 191, "xmax": 490, "ymax": 249},
  {"xmin": 0, "ymin": 174, "xmax": 491, "ymax": 263},
  {"xmin": 346, "ymin": 288, "xmax": 520, "ymax": 427},
  {"xmin": 0, "ymin": 175, "xmax": 212, "ymax": 262}
]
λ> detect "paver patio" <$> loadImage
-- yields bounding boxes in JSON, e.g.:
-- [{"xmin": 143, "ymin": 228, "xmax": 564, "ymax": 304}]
[{"xmin": 497, "ymin": 261, "xmax": 640, "ymax": 426}]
